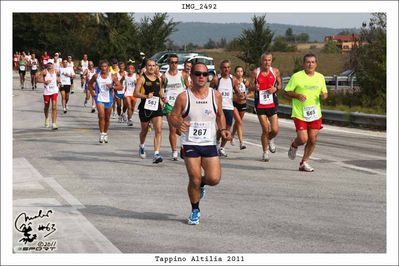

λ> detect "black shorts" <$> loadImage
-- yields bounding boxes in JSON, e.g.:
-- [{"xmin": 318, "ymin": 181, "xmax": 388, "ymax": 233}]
[
  {"xmin": 233, "ymin": 102, "xmax": 247, "ymax": 112},
  {"xmin": 30, "ymin": 70, "xmax": 38, "ymax": 75},
  {"xmin": 223, "ymin": 109, "xmax": 234, "ymax": 127},
  {"xmin": 256, "ymin": 107, "xmax": 278, "ymax": 117},
  {"xmin": 181, "ymin": 145, "xmax": 218, "ymax": 158},
  {"xmin": 59, "ymin": 85, "xmax": 71, "ymax": 93},
  {"xmin": 138, "ymin": 108, "xmax": 163, "ymax": 123},
  {"xmin": 19, "ymin": 70, "xmax": 26, "ymax": 75}
]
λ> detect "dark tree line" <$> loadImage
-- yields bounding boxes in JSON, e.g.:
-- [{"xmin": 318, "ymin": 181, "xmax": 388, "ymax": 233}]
[{"xmin": 13, "ymin": 13, "xmax": 178, "ymax": 63}]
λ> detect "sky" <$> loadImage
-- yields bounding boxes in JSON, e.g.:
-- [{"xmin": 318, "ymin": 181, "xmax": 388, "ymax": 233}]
[{"xmin": 132, "ymin": 13, "xmax": 372, "ymax": 29}]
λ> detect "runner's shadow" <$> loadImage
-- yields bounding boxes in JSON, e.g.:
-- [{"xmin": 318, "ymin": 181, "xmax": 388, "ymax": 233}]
[{"xmin": 81, "ymin": 204, "xmax": 187, "ymax": 224}]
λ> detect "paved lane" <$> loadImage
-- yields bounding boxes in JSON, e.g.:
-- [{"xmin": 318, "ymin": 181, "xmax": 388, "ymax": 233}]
[{"xmin": 12, "ymin": 76, "xmax": 386, "ymax": 253}]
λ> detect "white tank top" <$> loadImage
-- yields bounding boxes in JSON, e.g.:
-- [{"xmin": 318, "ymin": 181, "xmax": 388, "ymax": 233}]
[
  {"xmin": 181, "ymin": 87, "xmax": 218, "ymax": 146},
  {"xmin": 216, "ymin": 74, "xmax": 234, "ymax": 110},
  {"xmin": 125, "ymin": 73, "xmax": 137, "ymax": 96},
  {"xmin": 164, "ymin": 71, "xmax": 186, "ymax": 106},
  {"xmin": 86, "ymin": 68, "xmax": 96, "ymax": 81},
  {"xmin": 30, "ymin": 58, "xmax": 39, "ymax": 70},
  {"xmin": 81, "ymin": 60, "xmax": 89, "ymax": 72},
  {"xmin": 116, "ymin": 71, "xmax": 127, "ymax": 94},
  {"xmin": 43, "ymin": 71, "xmax": 59, "ymax": 95}
]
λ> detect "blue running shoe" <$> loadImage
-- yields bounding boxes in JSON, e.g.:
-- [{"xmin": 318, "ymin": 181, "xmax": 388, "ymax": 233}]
[
  {"xmin": 153, "ymin": 153, "xmax": 163, "ymax": 164},
  {"xmin": 188, "ymin": 209, "xmax": 200, "ymax": 225},
  {"xmin": 200, "ymin": 185, "xmax": 206, "ymax": 200}
]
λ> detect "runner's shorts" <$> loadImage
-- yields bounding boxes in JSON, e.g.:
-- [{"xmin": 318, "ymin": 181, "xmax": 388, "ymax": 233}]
[
  {"xmin": 43, "ymin": 93, "xmax": 58, "ymax": 103},
  {"xmin": 223, "ymin": 109, "xmax": 234, "ymax": 127},
  {"xmin": 256, "ymin": 107, "xmax": 277, "ymax": 118},
  {"xmin": 181, "ymin": 145, "xmax": 218, "ymax": 158},
  {"xmin": 293, "ymin": 117, "xmax": 323, "ymax": 131},
  {"xmin": 233, "ymin": 102, "xmax": 247, "ymax": 112},
  {"xmin": 139, "ymin": 108, "xmax": 163, "ymax": 123}
]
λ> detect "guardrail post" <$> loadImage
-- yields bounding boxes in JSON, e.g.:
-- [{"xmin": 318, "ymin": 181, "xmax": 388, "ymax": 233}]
[{"xmin": 334, "ymin": 75, "xmax": 338, "ymax": 91}]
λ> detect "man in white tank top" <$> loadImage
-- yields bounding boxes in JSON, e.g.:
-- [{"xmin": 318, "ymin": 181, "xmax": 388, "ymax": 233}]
[
  {"xmin": 37, "ymin": 62, "xmax": 60, "ymax": 130},
  {"xmin": 79, "ymin": 54, "xmax": 89, "ymax": 88},
  {"xmin": 210, "ymin": 59, "xmax": 243, "ymax": 157},
  {"xmin": 161, "ymin": 54, "xmax": 190, "ymax": 160},
  {"xmin": 169, "ymin": 62, "xmax": 231, "ymax": 225},
  {"xmin": 83, "ymin": 61, "xmax": 96, "ymax": 113}
]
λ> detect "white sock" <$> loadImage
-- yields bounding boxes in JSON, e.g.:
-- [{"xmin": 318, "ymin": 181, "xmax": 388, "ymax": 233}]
[{"xmin": 140, "ymin": 144, "xmax": 145, "ymax": 148}]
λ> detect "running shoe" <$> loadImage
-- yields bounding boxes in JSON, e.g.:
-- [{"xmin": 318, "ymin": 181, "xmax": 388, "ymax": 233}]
[
  {"xmin": 127, "ymin": 119, "xmax": 133, "ymax": 126},
  {"xmin": 91, "ymin": 107, "xmax": 96, "ymax": 113},
  {"xmin": 299, "ymin": 161, "xmax": 314, "ymax": 172},
  {"xmin": 123, "ymin": 113, "xmax": 128, "ymax": 123},
  {"xmin": 240, "ymin": 143, "xmax": 247, "ymax": 150},
  {"xmin": 21, "ymin": 86, "xmax": 24, "ymax": 90},
  {"xmin": 153, "ymin": 153, "xmax": 163, "ymax": 164},
  {"xmin": 118, "ymin": 115, "xmax": 123, "ymax": 123},
  {"xmin": 139, "ymin": 146, "xmax": 146, "ymax": 159},
  {"xmin": 269, "ymin": 138, "xmax": 276, "ymax": 153},
  {"xmin": 188, "ymin": 209, "xmax": 200, "ymax": 225},
  {"xmin": 103, "ymin": 134, "xmax": 108, "ymax": 143},
  {"xmin": 219, "ymin": 147, "xmax": 228, "ymax": 157},
  {"xmin": 200, "ymin": 185, "xmax": 206, "ymax": 200},
  {"xmin": 288, "ymin": 140, "xmax": 297, "ymax": 160},
  {"xmin": 32, "ymin": 86, "xmax": 34, "ymax": 90},
  {"xmin": 262, "ymin": 151, "xmax": 270, "ymax": 162},
  {"xmin": 172, "ymin": 150, "xmax": 178, "ymax": 161},
  {"xmin": 52, "ymin": 123, "xmax": 58, "ymax": 130},
  {"xmin": 99, "ymin": 133, "xmax": 105, "ymax": 143},
  {"xmin": 44, "ymin": 117, "xmax": 50, "ymax": 128},
  {"xmin": 111, "ymin": 112, "xmax": 117, "ymax": 119},
  {"xmin": 84, "ymin": 98, "xmax": 88, "ymax": 107},
  {"xmin": 71, "ymin": 90, "xmax": 74, "ymax": 94},
  {"xmin": 63, "ymin": 108, "xmax": 67, "ymax": 114}
]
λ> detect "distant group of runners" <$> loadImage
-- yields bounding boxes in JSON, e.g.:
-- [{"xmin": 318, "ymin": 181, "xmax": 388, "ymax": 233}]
[{"xmin": 14, "ymin": 50, "xmax": 328, "ymax": 225}]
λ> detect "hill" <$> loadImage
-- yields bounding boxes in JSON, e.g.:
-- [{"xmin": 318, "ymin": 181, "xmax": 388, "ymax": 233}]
[{"xmin": 169, "ymin": 22, "xmax": 360, "ymax": 46}]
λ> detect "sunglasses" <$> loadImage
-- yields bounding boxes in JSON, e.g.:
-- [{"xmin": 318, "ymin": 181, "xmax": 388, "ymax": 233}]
[
  {"xmin": 193, "ymin": 71, "xmax": 209, "ymax": 77},
  {"xmin": 169, "ymin": 61, "xmax": 178, "ymax": 65}
]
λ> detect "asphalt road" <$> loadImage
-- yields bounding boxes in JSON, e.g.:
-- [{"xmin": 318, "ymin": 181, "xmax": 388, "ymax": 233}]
[{"xmin": 12, "ymin": 75, "xmax": 386, "ymax": 254}]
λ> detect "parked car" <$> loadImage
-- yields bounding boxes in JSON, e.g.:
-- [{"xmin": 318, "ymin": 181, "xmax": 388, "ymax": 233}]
[
  {"xmin": 151, "ymin": 51, "xmax": 207, "ymax": 69},
  {"xmin": 325, "ymin": 69, "xmax": 357, "ymax": 86},
  {"xmin": 160, "ymin": 55, "xmax": 216, "ymax": 82}
]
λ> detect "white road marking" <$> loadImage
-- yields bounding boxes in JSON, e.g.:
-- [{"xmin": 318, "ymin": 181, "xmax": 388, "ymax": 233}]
[
  {"xmin": 242, "ymin": 140, "xmax": 385, "ymax": 176},
  {"xmin": 13, "ymin": 158, "xmax": 121, "ymax": 253},
  {"xmin": 43, "ymin": 178, "xmax": 85, "ymax": 209}
]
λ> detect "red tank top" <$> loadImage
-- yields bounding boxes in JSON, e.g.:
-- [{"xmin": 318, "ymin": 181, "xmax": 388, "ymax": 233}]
[{"xmin": 256, "ymin": 70, "xmax": 276, "ymax": 108}]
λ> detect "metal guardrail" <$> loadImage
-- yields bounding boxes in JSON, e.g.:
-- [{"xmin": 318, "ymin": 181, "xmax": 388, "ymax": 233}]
[
  {"xmin": 247, "ymin": 99, "xmax": 386, "ymax": 129},
  {"xmin": 281, "ymin": 75, "xmax": 358, "ymax": 91}
]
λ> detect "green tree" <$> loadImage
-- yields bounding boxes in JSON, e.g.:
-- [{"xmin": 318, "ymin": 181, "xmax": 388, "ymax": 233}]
[
  {"xmin": 322, "ymin": 40, "xmax": 340, "ymax": 54},
  {"xmin": 272, "ymin": 36, "xmax": 297, "ymax": 52},
  {"xmin": 285, "ymin": 27, "xmax": 295, "ymax": 42},
  {"xmin": 137, "ymin": 13, "xmax": 178, "ymax": 57},
  {"xmin": 204, "ymin": 38, "xmax": 217, "ymax": 49},
  {"xmin": 237, "ymin": 15, "xmax": 274, "ymax": 65},
  {"xmin": 296, "ymin": 33, "xmax": 309, "ymax": 43},
  {"xmin": 350, "ymin": 13, "xmax": 386, "ymax": 110}
]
